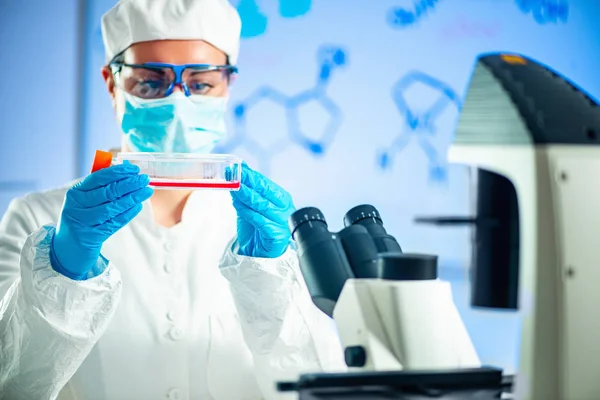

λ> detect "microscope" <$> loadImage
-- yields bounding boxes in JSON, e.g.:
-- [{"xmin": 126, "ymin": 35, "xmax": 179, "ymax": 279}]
[
  {"xmin": 280, "ymin": 205, "xmax": 495, "ymax": 399},
  {"xmin": 278, "ymin": 53, "xmax": 600, "ymax": 399}
]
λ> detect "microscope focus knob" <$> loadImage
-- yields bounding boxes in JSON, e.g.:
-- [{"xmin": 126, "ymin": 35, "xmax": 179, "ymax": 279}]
[{"xmin": 344, "ymin": 346, "xmax": 367, "ymax": 367}]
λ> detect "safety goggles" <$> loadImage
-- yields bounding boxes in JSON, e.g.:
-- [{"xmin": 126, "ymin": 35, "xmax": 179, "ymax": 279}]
[{"xmin": 110, "ymin": 62, "xmax": 238, "ymax": 99}]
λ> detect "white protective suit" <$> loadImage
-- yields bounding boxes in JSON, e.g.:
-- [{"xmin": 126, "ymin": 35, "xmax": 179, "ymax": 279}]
[{"xmin": 0, "ymin": 183, "xmax": 346, "ymax": 400}]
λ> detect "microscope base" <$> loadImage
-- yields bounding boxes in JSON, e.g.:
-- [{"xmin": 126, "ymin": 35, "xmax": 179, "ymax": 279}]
[{"xmin": 277, "ymin": 367, "xmax": 510, "ymax": 400}]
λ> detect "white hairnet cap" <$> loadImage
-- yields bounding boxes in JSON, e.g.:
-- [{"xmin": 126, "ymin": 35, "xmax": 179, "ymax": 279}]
[{"xmin": 101, "ymin": 0, "xmax": 241, "ymax": 64}]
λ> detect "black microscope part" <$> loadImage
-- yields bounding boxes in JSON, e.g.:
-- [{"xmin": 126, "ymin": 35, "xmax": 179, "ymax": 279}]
[
  {"xmin": 288, "ymin": 206, "xmax": 327, "ymax": 236},
  {"xmin": 289, "ymin": 204, "xmax": 431, "ymax": 317},
  {"xmin": 344, "ymin": 205, "xmax": 403, "ymax": 254},
  {"xmin": 289, "ymin": 206, "xmax": 354, "ymax": 317},
  {"xmin": 378, "ymin": 253, "xmax": 438, "ymax": 281},
  {"xmin": 344, "ymin": 346, "xmax": 367, "ymax": 367},
  {"xmin": 337, "ymin": 225, "xmax": 380, "ymax": 279},
  {"xmin": 343, "ymin": 204, "xmax": 383, "ymax": 226}
]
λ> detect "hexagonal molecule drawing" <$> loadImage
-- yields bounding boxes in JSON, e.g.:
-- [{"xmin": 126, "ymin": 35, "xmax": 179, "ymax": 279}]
[
  {"xmin": 377, "ymin": 71, "xmax": 461, "ymax": 183},
  {"xmin": 215, "ymin": 45, "xmax": 347, "ymax": 173},
  {"xmin": 515, "ymin": 0, "xmax": 569, "ymax": 24},
  {"xmin": 386, "ymin": 0, "xmax": 441, "ymax": 29}
]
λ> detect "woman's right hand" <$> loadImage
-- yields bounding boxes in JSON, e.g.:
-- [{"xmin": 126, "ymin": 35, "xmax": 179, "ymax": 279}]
[{"xmin": 51, "ymin": 163, "xmax": 153, "ymax": 280}]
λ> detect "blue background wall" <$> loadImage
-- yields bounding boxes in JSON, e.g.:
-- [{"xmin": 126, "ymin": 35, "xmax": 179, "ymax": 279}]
[
  {"xmin": 2, "ymin": 0, "xmax": 600, "ymax": 375},
  {"xmin": 0, "ymin": 0, "xmax": 81, "ymax": 213}
]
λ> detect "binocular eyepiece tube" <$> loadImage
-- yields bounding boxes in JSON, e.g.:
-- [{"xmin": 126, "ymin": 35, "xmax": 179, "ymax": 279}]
[{"xmin": 288, "ymin": 204, "xmax": 438, "ymax": 317}]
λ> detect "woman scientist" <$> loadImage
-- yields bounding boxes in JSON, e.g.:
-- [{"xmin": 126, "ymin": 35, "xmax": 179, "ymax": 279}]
[{"xmin": 0, "ymin": 0, "xmax": 345, "ymax": 399}]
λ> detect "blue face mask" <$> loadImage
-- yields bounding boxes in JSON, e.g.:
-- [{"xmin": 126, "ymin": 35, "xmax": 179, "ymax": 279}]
[{"xmin": 121, "ymin": 92, "xmax": 228, "ymax": 153}]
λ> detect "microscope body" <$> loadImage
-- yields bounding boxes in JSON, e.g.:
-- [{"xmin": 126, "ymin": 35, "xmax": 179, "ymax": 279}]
[
  {"xmin": 289, "ymin": 205, "xmax": 481, "ymax": 376},
  {"xmin": 334, "ymin": 278, "xmax": 480, "ymax": 371},
  {"xmin": 446, "ymin": 54, "xmax": 600, "ymax": 399}
]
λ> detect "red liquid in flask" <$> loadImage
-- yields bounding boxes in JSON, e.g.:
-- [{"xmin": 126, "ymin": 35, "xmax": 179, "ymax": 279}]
[{"xmin": 149, "ymin": 180, "xmax": 241, "ymax": 189}]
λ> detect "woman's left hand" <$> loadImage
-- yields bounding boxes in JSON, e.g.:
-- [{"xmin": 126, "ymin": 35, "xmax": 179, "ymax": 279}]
[{"xmin": 231, "ymin": 163, "xmax": 296, "ymax": 258}]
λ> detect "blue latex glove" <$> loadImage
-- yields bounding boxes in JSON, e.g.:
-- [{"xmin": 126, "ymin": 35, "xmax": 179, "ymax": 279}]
[
  {"xmin": 51, "ymin": 164, "xmax": 153, "ymax": 280},
  {"xmin": 231, "ymin": 163, "xmax": 296, "ymax": 258}
]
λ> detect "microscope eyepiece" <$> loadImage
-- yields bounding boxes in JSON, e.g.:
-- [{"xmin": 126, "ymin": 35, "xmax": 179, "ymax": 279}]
[
  {"xmin": 288, "ymin": 206, "xmax": 328, "ymax": 238},
  {"xmin": 289, "ymin": 207, "xmax": 354, "ymax": 317},
  {"xmin": 343, "ymin": 204, "xmax": 383, "ymax": 227},
  {"xmin": 288, "ymin": 204, "xmax": 411, "ymax": 316},
  {"xmin": 344, "ymin": 204, "xmax": 402, "ymax": 254}
]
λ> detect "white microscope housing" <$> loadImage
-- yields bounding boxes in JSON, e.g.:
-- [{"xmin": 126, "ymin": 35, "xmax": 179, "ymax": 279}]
[
  {"xmin": 333, "ymin": 277, "xmax": 480, "ymax": 372},
  {"xmin": 445, "ymin": 53, "xmax": 600, "ymax": 400}
]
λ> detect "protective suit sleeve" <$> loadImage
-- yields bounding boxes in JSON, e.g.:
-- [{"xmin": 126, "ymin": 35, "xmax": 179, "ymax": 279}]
[
  {"xmin": 0, "ymin": 197, "xmax": 122, "ymax": 400},
  {"xmin": 219, "ymin": 238, "xmax": 347, "ymax": 400}
]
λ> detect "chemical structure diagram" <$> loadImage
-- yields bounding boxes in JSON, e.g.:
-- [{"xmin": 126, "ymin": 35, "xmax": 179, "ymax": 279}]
[
  {"xmin": 378, "ymin": 71, "xmax": 461, "ymax": 183},
  {"xmin": 515, "ymin": 0, "xmax": 569, "ymax": 24},
  {"xmin": 386, "ymin": 0, "xmax": 441, "ymax": 29},
  {"xmin": 236, "ymin": 0, "xmax": 313, "ymax": 39},
  {"xmin": 215, "ymin": 45, "xmax": 347, "ymax": 174}
]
